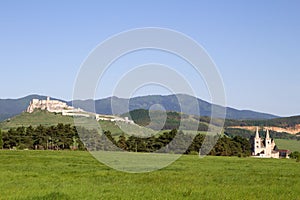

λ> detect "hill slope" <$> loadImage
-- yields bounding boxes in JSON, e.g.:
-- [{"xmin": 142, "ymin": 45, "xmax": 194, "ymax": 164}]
[
  {"xmin": 121, "ymin": 109, "xmax": 212, "ymax": 131},
  {"xmin": 0, "ymin": 110, "xmax": 74, "ymax": 130},
  {"xmin": 0, "ymin": 110, "xmax": 158, "ymax": 138}
]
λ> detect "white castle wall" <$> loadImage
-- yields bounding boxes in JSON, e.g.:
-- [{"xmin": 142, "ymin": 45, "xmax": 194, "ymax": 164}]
[{"xmin": 26, "ymin": 97, "xmax": 78, "ymax": 114}]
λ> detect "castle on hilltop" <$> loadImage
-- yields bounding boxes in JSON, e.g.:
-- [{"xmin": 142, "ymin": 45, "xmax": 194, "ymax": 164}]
[
  {"xmin": 26, "ymin": 97, "xmax": 85, "ymax": 115},
  {"xmin": 26, "ymin": 97, "xmax": 134, "ymax": 124},
  {"xmin": 252, "ymin": 127, "xmax": 289, "ymax": 158}
]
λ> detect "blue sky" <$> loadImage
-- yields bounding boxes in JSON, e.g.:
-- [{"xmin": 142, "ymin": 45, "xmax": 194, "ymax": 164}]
[{"xmin": 0, "ymin": 0, "xmax": 300, "ymax": 116}]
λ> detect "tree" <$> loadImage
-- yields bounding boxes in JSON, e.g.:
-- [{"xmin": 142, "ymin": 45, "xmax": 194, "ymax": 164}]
[
  {"xmin": 117, "ymin": 134, "xmax": 127, "ymax": 150},
  {"xmin": 126, "ymin": 136, "xmax": 138, "ymax": 152},
  {"xmin": 168, "ymin": 130, "xmax": 192, "ymax": 154},
  {"xmin": 289, "ymin": 151, "xmax": 300, "ymax": 162},
  {"xmin": 187, "ymin": 133, "xmax": 204, "ymax": 154},
  {"xmin": 233, "ymin": 136, "xmax": 251, "ymax": 156},
  {"xmin": 6, "ymin": 128, "xmax": 18, "ymax": 149}
]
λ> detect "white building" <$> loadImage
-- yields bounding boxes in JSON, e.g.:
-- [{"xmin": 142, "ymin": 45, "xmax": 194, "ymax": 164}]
[{"xmin": 252, "ymin": 127, "xmax": 279, "ymax": 158}]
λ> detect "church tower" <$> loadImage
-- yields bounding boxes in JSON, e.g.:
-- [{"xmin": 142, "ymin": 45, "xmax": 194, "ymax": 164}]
[
  {"xmin": 254, "ymin": 127, "xmax": 261, "ymax": 155},
  {"xmin": 265, "ymin": 129, "xmax": 272, "ymax": 157}
]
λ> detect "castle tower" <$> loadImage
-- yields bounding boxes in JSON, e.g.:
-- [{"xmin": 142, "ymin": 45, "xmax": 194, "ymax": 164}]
[
  {"xmin": 265, "ymin": 129, "xmax": 272, "ymax": 157},
  {"xmin": 46, "ymin": 97, "xmax": 50, "ymax": 111},
  {"xmin": 254, "ymin": 127, "xmax": 261, "ymax": 155}
]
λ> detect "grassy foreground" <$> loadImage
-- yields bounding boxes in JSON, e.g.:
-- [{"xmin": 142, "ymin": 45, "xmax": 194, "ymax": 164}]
[{"xmin": 0, "ymin": 151, "xmax": 300, "ymax": 200}]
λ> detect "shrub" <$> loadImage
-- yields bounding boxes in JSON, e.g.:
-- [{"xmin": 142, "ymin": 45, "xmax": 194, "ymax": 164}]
[{"xmin": 189, "ymin": 151, "xmax": 198, "ymax": 155}]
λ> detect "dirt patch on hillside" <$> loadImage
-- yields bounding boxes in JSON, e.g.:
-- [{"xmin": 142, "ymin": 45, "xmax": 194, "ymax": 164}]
[{"xmin": 228, "ymin": 125, "xmax": 300, "ymax": 135}]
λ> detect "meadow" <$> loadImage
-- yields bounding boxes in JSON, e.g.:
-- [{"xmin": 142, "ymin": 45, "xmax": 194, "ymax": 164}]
[{"xmin": 0, "ymin": 150, "xmax": 299, "ymax": 200}]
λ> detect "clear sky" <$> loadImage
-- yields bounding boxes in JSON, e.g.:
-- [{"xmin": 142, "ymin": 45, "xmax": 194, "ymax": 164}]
[{"xmin": 0, "ymin": 0, "xmax": 299, "ymax": 116}]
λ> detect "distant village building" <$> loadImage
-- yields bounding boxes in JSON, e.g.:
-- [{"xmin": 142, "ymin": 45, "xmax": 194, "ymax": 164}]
[{"xmin": 252, "ymin": 127, "xmax": 289, "ymax": 158}]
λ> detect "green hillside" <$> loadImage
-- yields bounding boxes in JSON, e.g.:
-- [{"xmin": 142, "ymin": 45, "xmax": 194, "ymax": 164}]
[
  {"xmin": 0, "ymin": 110, "xmax": 115, "ymax": 132},
  {"xmin": 0, "ymin": 110, "xmax": 74, "ymax": 130},
  {"xmin": 0, "ymin": 110, "xmax": 157, "ymax": 138},
  {"xmin": 275, "ymin": 139, "xmax": 300, "ymax": 152},
  {"xmin": 121, "ymin": 109, "xmax": 213, "ymax": 131}
]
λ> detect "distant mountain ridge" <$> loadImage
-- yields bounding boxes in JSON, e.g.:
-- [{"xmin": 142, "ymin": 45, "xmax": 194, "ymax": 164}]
[
  {"xmin": 0, "ymin": 94, "xmax": 279, "ymax": 121},
  {"xmin": 72, "ymin": 94, "xmax": 279, "ymax": 120}
]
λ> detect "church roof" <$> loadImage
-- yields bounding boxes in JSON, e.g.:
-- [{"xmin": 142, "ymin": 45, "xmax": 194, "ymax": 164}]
[{"xmin": 255, "ymin": 127, "xmax": 260, "ymax": 138}]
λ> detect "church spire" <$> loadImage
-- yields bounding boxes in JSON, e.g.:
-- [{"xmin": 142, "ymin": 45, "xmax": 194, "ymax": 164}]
[
  {"xmin": 266, "ymin": 129, "xmax": 270, "ymax": 139},
  {"xmin": 255, "ymin": 127, "xmax": 260, "ymax": 138}
]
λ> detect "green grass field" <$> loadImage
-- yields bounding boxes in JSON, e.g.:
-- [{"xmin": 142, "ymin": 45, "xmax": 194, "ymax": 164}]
[
  {"xmin": 276, "ymin": 139, "xmax": 300, "ymax": 152},
  {"xmin": 0, "ymin": 151, "xmax": 299, "ymax": 200}
]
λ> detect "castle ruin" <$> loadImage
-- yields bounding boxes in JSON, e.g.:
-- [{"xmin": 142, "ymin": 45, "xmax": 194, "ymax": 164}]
[
  {"xmin": 26, "ymin": 97, "xmax": 86, "ymax": 116},
  {"xmin": 26, "ymin": 97, "xmax": 134, "ymax": 124}
]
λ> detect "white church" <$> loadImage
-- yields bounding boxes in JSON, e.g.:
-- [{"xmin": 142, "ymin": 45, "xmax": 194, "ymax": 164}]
[{"xmin": 252, "ymin": 127, "xmax": 280, "ymax": 158}]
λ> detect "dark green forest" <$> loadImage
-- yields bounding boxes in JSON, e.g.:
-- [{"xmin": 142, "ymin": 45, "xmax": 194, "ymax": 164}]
[
  {"xmin": 1, "ymin": 124, "xmax": 85, "ymax": 150},
  {"xmin": 0, "ymin": 124, "xmax": 251, "ymax": 156},
  {"xmin": 224, "ymin": 115, "xmax": 300, "ymax": 128}
]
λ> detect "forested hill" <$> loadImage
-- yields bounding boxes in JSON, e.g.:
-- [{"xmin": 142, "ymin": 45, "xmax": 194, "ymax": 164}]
[{"xmin": 225, "ymin": 115, "xmax": 300, "ymax": 128}]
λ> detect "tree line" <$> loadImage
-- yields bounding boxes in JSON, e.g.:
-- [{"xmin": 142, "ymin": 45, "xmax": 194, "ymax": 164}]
[
  {"xmin": 1, "ymin": 124, "xmax": 85, "ymax": 150},
  {"xmin": 0, "ymin": 124, "xmax": 252, "ymax": 157},
  {"xmin": 84, "ymin": 129, "xmax": 251, "ymax": 156}
]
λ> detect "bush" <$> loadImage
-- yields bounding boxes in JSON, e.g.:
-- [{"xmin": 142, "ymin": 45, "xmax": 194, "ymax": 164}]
[
  {"xmin": 18, "ymin": 144, "xmax": 28, "ymax": 150},
  {"xmin": 189, "ymin": 151, "xmax": 198, "ymax": 155},
  {"xmin": 289, "ymin": 151, "xmax": 300, "ymax": 162}
]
